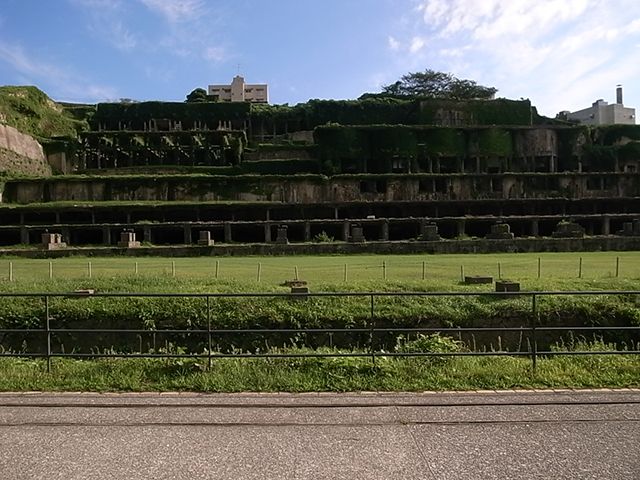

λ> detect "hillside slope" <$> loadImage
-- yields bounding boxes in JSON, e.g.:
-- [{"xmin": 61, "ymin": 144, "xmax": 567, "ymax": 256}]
[{"xmin": 0, "ymin": 85, "xmax": 90, "ymax": 140}]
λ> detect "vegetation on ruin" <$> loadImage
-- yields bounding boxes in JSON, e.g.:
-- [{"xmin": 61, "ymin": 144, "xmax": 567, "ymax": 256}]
[
  {"xmin": 92, "ymin": 96, "xmax": 537, "ymax": 133},
  {"xmin": 0, "ymin": 86, "xmax": 88, "ymax": 139}
]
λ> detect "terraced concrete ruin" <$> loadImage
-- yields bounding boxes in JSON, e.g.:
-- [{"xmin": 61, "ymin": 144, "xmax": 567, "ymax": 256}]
[{"xmin": 0, "ymin": 88, "xmax": 639, "ymax": 255}]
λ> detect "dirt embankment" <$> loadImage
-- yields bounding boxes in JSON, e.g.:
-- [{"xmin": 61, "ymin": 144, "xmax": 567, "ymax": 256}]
[{"xmin": 0, "ymin": 123, "xmax": 52, "ymax": 177}]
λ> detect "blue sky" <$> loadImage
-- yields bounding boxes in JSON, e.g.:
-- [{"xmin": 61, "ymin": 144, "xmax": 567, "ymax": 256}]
[{"xmin": 1, "ymin": 0, "xmax": 639, "ymax": 118}]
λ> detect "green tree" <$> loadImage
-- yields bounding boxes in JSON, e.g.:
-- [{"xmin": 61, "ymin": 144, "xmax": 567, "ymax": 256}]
[
  {"xmin": 185, "ymin": 88, "xmax": 208, "ymax": 103},
  {"xmin": 382, "ymin": 69, "xmax": 497, "ymax": 100}
]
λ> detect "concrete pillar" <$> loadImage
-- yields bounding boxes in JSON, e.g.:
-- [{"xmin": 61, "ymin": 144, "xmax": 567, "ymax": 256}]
[
  {"xmin": 20, "ymin": 227, "xmax": 29, "ymax": 245},
  {"xmin": 275, "ymin": 225, "xmax": 289, "ymax": 245},
  {"xmin": 102, "ymin": 227, "xmax": 111, "ymax": 245},
  {"xmin": 380, "ymin": 220, "xmax": 389, "ymax": 241},
  {"xmin": 61, "ymin": 227, "xmax": 70, "ymax": 245},
  {"xmin": 342, "ymin": 221, "xmax": 350, "ymax": 241},
  {"xmin": 143, "ymin": 226, "xmax": 152, "ymax": 243},
  {"xmin": 304, "ymin": 222, "xmax": 311, "ymax": 242},
  {"xmin": 456, "ymin": 219, "xmax": 466, "ymax": 238},
  {"xmin": 531, "ymin": 219, "xmax": 539, "ymax": 237},
  {"xmin": 183, "ymin": 224, "xmax": 192, "ymax": 244},
  {"xmin": 419, "ymin": 219, "xmax": 427, "ymax": 237},
  {"xmin": 602, "ymin": 215, "xmax": 610, "ymax": 235},
  {"xmin": 197, "ymin": 231, "xmax": 215, "ymax": 246},
  {"xmin": 224, "ymin": 223, "xmax": 232, "ymax": 243},
  {"xmin": 264, "ymin": 223, "xmax": 272, "ymax": 243}
]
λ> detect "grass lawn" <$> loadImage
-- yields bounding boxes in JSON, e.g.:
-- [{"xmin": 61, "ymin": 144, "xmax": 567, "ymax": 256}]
[
  {"xmin": 1, "ymin": 251, "xmax": 638, "ymax": 392},
  {"xmin": 0, "ymin": 251, "xmax": 638, "ymax": 290},
  {"xmin": 1, "ymin": 343, "xmax": 638, "ymax": 392}
]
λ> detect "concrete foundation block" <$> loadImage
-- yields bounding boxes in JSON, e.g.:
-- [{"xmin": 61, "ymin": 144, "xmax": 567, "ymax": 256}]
[{"xmin": 464, "ymin": 275, "xmax": 493, "ymax": 285}]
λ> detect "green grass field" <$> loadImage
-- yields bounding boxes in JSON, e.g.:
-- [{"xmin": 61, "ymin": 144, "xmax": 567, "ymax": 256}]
[
  {"xmin": 1, "ymin": 251, "xmax": 639, "ymax": 290},
  {"xmin": 1, "ymin": 252, "xmax": 638, "ymax": 392}
]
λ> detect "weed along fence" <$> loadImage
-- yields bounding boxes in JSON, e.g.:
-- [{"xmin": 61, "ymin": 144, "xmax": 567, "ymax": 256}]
[
  {"xmin": 0, "ymin": 253, "xmax": 637, "ymax": 283},
  {"xmin": 0, "ymin": 291, "xmax": 638, "ymax": 372}
]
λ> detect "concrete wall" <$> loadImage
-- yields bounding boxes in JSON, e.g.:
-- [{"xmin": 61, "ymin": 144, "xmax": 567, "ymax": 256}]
[
  {"xmin": 4, "ymin": 173, "xmax": 640, "ymax": 204},
  {"xmin": 2, "ymin": 236, "xmax": 640, "ymax": 259}
]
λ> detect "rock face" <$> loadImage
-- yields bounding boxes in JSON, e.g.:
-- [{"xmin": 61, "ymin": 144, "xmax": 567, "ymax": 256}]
[{"xmin": 0, "ymin": 123, "xmax": 51, "ymax": 176}]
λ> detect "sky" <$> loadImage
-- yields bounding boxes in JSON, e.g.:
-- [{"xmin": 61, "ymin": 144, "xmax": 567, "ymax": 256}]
[{"xmin": 0, "ymin": 0, "xmax": 639, "ymax": 118}]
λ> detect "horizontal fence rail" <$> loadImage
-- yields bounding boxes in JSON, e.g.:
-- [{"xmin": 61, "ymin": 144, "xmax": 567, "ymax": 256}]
[{"xmin": 0, "ymin": 290, "xmax": 639, "ymax": 372}]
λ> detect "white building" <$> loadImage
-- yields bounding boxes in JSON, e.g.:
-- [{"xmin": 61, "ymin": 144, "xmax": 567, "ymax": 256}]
[
  {"xmin": 566, "ymin": 86, "xmax": 635, "ymax": 125},
  {"xmin": 207, "ymin": 76, "xmax": 268, "ymax": 103}
]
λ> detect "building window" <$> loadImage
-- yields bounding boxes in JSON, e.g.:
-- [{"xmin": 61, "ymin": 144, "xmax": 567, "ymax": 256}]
[
  {"xmin": 434, "ymin": 178, "xmax": 448, "ymax": 193},
  {"xmin": 418, "ymin": 179, "xmax": 432, "ymax": 193},
  {"xmin": 586, "ymin": 177, "xmax": 603, "ymax": 190},
  {"xmin": 359, "ymin": 180, "xmax": 387, "ymax": 194}
]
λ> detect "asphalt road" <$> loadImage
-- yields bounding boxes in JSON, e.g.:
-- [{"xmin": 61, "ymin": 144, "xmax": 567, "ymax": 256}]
[{"xmin": 0, "ymin": 389, "xmax": 638, "ymax": 479}]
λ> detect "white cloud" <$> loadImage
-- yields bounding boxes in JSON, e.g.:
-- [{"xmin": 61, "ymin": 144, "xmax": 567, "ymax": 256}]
[
  {"xmin": 68, "ymin": 0, "xmax": 121, "ymax": 9},
  {"xmin": 409, "ymin": 36, "xmax": 425, "ymax": 53},
  {"xmin": 90, "ymin": 18, "xmax": 138, "ymax": 51},
  {"xmin": 388, "ymin": 36, "xmax": 400, "ymax": 51},
  {"xmin": 388, "ymin": 0, "xmax": 640, "ymax": 115},
  {"xmin": 0, "ymin": 41, "xmax": 117, "ymax": 102},
  {"xmin": 203, "ymin": 46, "xmax": 226, "ymax": 63},
  {"xmin": 69, "ymin": 0, "xmax": 138, "ymax": 51},
  {"xmin": 138, "ymin": 0, "xmax": 204, "ymax": 23}
]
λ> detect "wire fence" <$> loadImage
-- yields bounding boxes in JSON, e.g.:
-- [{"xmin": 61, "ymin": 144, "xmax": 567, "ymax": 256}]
[
  {"xmin": 0, "ymin": 253, "xmax": 638, "ymax": 283},
  {"xmin": 0, "ymin": 290, "xmax": 639, "ymax": 372}
]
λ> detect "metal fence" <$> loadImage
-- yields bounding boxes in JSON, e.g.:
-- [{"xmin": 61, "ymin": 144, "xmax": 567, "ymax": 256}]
[{"xmin": 0, "ymin": 290, "xmax": 639, "ymax": 372}]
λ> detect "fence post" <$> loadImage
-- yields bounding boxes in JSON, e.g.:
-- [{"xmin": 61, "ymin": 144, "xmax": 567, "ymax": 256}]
[
  {"xmin": 49, "ymin": 261, "xmax": 53, "ymax": 280},
  {"xmin": 207, "ymin": 295, "xmax": 212, "ymax": 370},
  {"xmin": 257, "ymin": 263, "xmax": 262, "ymax": 282},
  {"xmin": 171, "ymin": 261, "xmax": 176, "ymax": 277},
  {"xmin": 578, "ymin": 257, "xmax": 583, "ymax": 279},
  {"xmin": 382, "ymin": 261, "xmax": 387, "ymax": 280},
  {"xmin": 498, "ymin": 262, "xmax": 502, "ymax": 280},
  {"xmin": 343, "ymin": 264, "xmax": 348, "ymax": 282},
  {"xmin": 530, "ymin": 294, "xmax": 537, "ymax": 372},
  {"xmin": 422, "ymin": 261, "xmax": 426, "ymax": 281},
  {"xmin": 615, "ymin": 256, "xmax": 620, "ymax": 278},
  {"xmin": 537, "ymin": 257, "xmax": 541, "ymax": 279},
  {"xmin": 9, "ymin": 261, "xmax": 13, "ymax": 282},
  {"xmin": 294, "ymin": 266, "xmax": 299, "ymax": 281},
  {"xmin": 460, "ymin": 265, "xmax": 464, "ymax": 282},
  {"xmin": 88, "ymin": 261, "xmax": 92, "ymax": 279},
  {"xmin": 135, "ymin": 261, "xmax": 139, "ymax": 275},
  {"xmin": 45, "ymin": 295, "xmax": 51, "ymax": 373},
  {"xmin": 369, "ymin": 294, "xmax": 376, "ymax": 365},
  {"xmin": 215, "ymin": 260, "xmax": 219, "ymax": 279}
]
